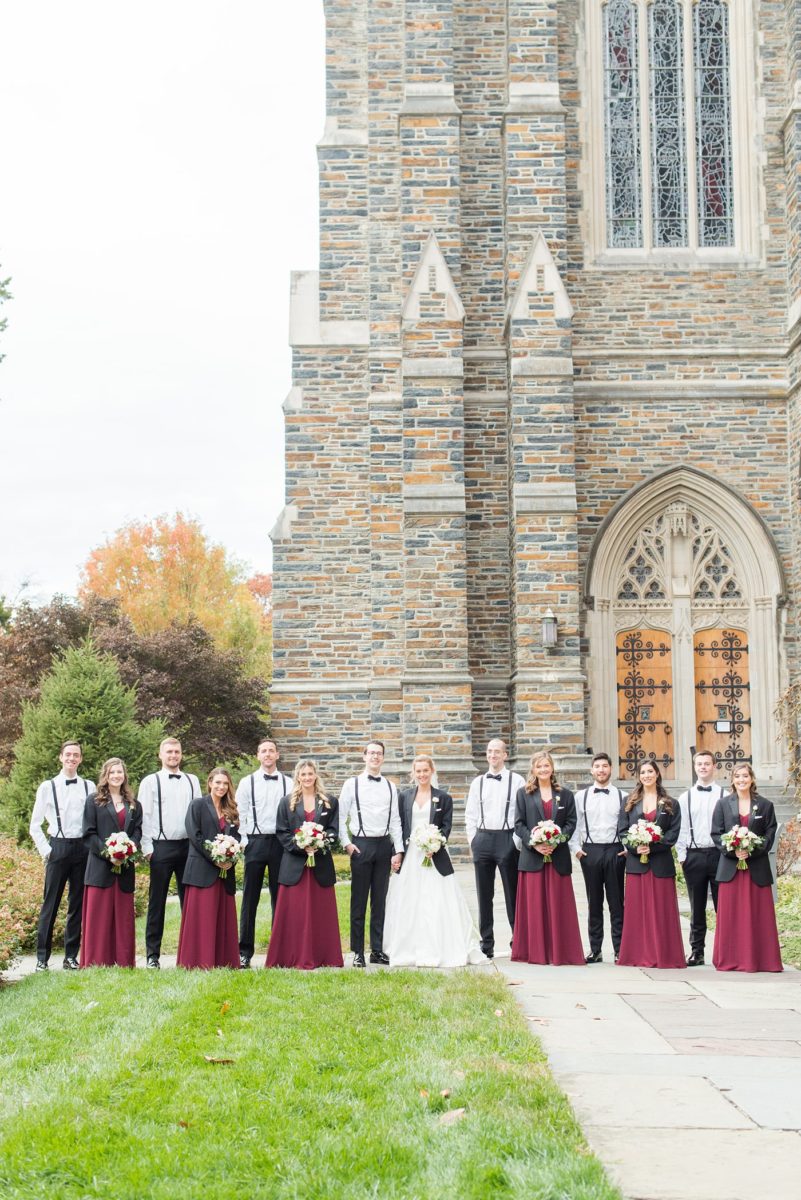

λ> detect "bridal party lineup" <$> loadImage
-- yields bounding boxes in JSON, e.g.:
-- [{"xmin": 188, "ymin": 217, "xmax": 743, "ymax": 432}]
[{"xmin": 28, "ymin": 734, "xmax": 783, "ymax": 976}]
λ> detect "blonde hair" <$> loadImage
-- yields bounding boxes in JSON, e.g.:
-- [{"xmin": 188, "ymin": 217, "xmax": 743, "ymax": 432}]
[
  {"xmin": 525, "ymin": 750, "xmax": 559, "ymax": 794},
  {"xmin": 409, "ymin": 753, "xmax": 435, "ymax": 782},
  {"xmin": 289, "ymin": 759, "xmax": 331, "ymax": 812}
]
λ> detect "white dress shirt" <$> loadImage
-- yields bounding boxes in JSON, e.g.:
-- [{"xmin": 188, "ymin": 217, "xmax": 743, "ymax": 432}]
[
  {"xmin": 338, "ymin": 771, "xmax": 403, "ymax": 853},
  {"xmin": 465, "ymin": 769, "xmax": 526, "ymax": 844},
  {"xmin": 139, "ymin": 769, "xmax": 201, "ymax": 856},
  {"xmin": 29, "ymin": 772, "xmax": 96, "ymax": 859},
  {"xmin": 235, "ymin": 770, "xmax": 293, "ymax": 847},
  {"xmin": 569, "ymin": 785, "xmax": 627, "ymax": 854},
  {"xmin": 676, "ymin": 783, "xmax": 725, "ymax": 862}
]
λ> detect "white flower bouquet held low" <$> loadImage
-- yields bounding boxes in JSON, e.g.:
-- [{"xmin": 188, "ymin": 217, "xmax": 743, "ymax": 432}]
[
  {"xmin": 294, "ymin": 821, "xmax": 331, "ymax": 867},
  {"xmin": 721, "ymin": 824, "xmax": 764, "ymax": 870},
  {"xmin": 204, "ymin": 834, "xmax": 242, "ymax": 878},
  {"xmin": 412, "ymin": 822, "xmax": 446, "ymax": 867},
  {"xmin": 624, "ymin": 819, "xmax": 663, "ymax": 864},
  {"xmin": 529, "ymin": 821, "xmax": 566, "ymax": 859},
  {"xmin": 103, "ymin": 832, "xmax": 138, "ymax": 874}
]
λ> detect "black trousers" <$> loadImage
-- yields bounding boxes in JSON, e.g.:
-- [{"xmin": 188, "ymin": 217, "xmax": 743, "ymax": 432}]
[
  {"xmin": 238, "ymin": 833, "xmax": 283, "ymax": 959},
  {"xmin": 349, "ymin": 835, "xmax": 393, "ymax": 956},
  {"xmin": 36, "ymin": 837, "xmax": 88, "ymax": 962},
  {"xmin": 471, "ymin": 829, "xmax": 518, "ymax": 955},
  {"xmin": 578, "ymin": 842, "xmax": 626, "ymax": 955},
  {"xmin": 683, "ymin": 846, "xmax": 720, "ymax": 953},
  {"xmin": 145, "ymin": 839, "xmax": 189, "ymax": 958}
]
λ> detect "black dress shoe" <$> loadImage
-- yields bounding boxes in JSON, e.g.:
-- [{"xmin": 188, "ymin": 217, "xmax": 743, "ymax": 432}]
[
  {"xmin": 369, "ymin": 951, "xmax": 390, "ymax": 965},
  {"xmin": 585, "ymin": 951, "xmax": 603, "ymax": 964},
  {"xmin": 352, "ymin": 954, "xmax": 366, "ymax": 968},
  {"xmin": 239, "ymin": 955, "xmax": 251, "ymax": 969},
  {"xmin": 481, "ymin": 947, "xmax": 494, "ymax": 960},
  {"xmin": 62, "ymin": 957, "xmax": 79, "ymax": 971},
  {"xmin": 146, "ymin": 955, "xmax": 160, "ymax": 970},
  {"xmin": 35, "ymin": 960, "xmax": 48, "ymax": 972},
  {"xmin": 686, "ymin": 951, "xmax": 705, "ymax": 967}
]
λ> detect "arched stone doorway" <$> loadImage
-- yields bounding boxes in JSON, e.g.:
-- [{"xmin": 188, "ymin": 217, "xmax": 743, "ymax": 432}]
[{"xmin": 585, "ymin": 468, "xmax": 787, "ymax": 782}]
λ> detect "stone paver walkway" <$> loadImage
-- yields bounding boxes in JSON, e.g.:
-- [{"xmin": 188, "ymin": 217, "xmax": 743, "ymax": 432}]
[{"xmin": 452, "ymin": 865, "xmax": 801, "ymax": 1200}]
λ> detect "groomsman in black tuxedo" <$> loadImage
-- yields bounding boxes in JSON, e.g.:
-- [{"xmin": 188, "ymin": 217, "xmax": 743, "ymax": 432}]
[
  {"xmin": 677, "ymin": 749, "xmax": 724, "ymax": 966},
  {"xmin": 338, "ymin": 741, "xmax": 403, "ymax": 967},
  {"xmin": 139, "ymin": 736, "xmax": 201, "ymax": 968},
  {"xmin": 465, "ymin": 738, "xmax": 525, "ymax": 959},
  {"xmin": 236, "ymin": 737, "xmax": 293, "ymax": 968},
  {"xmin": 29, "ymin": 740, "xmax": 96, "ymax": 970},
  {"xmin": 570, "ymin": 752, "xmax": 627, "ymax": 963}
]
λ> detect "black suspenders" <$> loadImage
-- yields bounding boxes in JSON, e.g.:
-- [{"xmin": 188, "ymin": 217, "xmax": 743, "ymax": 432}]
[
  {"xmin": 581, "ymin": 786, "xmax": 623, "ymax": 844},
  {"xmin": 50, "ymin": 778, "xmax": 88, "ymax": 838},
  {"xmin": 353, "ymin": 777, "xmax": 392, "ymax": 838},
  {"xmin": 478, "ymin": 774, "xmax": 513, "ymax": 831},
  {"xmin": 154, "ymin": 773, "xmax": 193, "ymax": 840},
  {"xmin": 250, "ymin": 773, "xmax": 287, "ymax": 834},
  {"xmin": 688, "ymin": 786, "xmax": 720, "ymax": 849}
]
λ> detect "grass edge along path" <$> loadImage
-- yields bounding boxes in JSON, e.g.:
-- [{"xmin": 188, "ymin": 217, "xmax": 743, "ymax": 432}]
[{"xmin": 0, "ymin": 969, "xmax": 621, "ymax": 1200}]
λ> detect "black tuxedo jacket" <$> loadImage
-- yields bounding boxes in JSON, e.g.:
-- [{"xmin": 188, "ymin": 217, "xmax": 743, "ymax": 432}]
[
  {"xmin": 82, "ymin": 794, "xmax": 142, "ymax": 892},
  {"xmin": 182, "ymin": 796, "xmax": 240, "ymax": 893},
  {"xmin": 276, "ymin": 795, "xmax": 339, "ymax": 888},
  {"xmin": 618, "ymin": 798, "xmax": 680, "ymax": 877},
  {"xmin": 515, "ymin": 786, "xmax": 577, "ymax": 876},
  {"xmin": 398, "ymin": 786, "xmax": 454, "ymax": 877},
  {"xmin": 711, "ymin": 793, "xmax": 776, "ymax": 887}
]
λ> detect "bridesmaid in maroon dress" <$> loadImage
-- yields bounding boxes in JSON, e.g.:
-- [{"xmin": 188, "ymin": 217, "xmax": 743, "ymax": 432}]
[
  {"xmin": 711, "ymin": 763, "xmax": 782, "ymax": 972},
  {"xmin": 176, "ymin": 769, "xmax": 240, "ymax": 969},
  {"xmin": 80, "ymin": 758, "xmax": 142, "ymax": 968},
  {"xmin": 511, "ymin": 750, "xmax": 584, "ymax": 965},
  {"xmin": 266, "ymin": 760, "xmax": 343, "ymax": 970},
  {"xmin": 617, "ymin": 759, "xmax": 685, "ymax": 968}
]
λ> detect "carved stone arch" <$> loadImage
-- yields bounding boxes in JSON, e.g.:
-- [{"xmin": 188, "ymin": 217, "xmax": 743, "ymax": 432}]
[{"xmin": 585, "ymin": 467, "xmax": 787, "ymax": 783}]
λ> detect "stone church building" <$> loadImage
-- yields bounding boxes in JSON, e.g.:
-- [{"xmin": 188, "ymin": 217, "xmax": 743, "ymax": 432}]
[{"xmin": 271, "ymin": 0, "xmax": 800, "ymax": 798}]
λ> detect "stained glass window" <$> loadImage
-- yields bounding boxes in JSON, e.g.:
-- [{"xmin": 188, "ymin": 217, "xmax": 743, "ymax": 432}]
[
  {"xmin": 649, "ymin": 0, "xmax": 687, "ymax": 246},
  {"xmin": 604, "ymin": 0, "xmax": 642, "ymax": 248},
  {"xmin": 694, "ymin": 1, "xmax": 734, "ymax": 246}
]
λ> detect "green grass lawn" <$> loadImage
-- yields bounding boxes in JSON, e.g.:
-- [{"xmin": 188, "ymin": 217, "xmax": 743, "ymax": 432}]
[
  {"xmin": 777, "ymin": 874, "xmax": 801, "ymax": 968},
  {"xmin": 137, "ymin": 883, "xmax": 352, "ymax": 958},
  {"xmin": 0, "ymin": 969, "xmax": 620, "ymax": 1200}
]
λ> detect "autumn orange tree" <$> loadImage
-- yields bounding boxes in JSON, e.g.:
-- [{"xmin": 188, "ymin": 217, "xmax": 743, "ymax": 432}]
[{"xmin": 79, "ymin": 514, "xmax": 271, "ymax": 677}]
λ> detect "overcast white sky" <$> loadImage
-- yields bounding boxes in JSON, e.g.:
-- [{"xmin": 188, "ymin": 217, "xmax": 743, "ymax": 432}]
[{"xmin": 0, "ymin": 1, "xmax": 325, "ymax": 604}]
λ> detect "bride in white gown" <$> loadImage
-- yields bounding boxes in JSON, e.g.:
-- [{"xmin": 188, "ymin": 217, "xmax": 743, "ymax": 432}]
[{"xmin": 384, "ymin": 754, "xmax": 484, "ymax": 968}]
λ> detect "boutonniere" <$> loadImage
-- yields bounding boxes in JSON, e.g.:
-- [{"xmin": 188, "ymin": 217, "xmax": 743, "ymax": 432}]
[{"xmin": 752, "ymin": 807, "xmax": 760, "ymax": 817}]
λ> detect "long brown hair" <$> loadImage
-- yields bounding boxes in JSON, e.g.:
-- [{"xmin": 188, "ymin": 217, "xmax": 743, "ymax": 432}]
[
  {"xmin": 95, "ymin": 758, "xmax": 135, "ymax": 807},
  {"xmin": 289, "ymin": 760, "xmax": 331, "ymax": 813},
  {"xmin": 525, "ymin": 749, "xmax": 560, "ymax": 795},
  {"xmin": 206, "ymin": 768, "xmax": 239, "ymax": 825},
  {"xmin": 730, "ymin": 761, "xmax": 757, "ymax": 800},
  {"xmin": 625, "ymin": 759, "xmax": 674, "ymax": 814}
]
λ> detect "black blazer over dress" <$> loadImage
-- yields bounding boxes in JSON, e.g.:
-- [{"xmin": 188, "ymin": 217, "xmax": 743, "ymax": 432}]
[
  {"xmin": 398, "ymin": 786, "xmax": 454, "ymax": 877},
  {"xmin": 182, "ymin": 795, "xmax": 240, "ymax": 894},
  {"xmin": 83, "ymin": 794, "xmax": 143, "ymax": 893},
  {"xmin": 514, "ymin": 786, "xmax": 577, "ymax": 876},
  {"xmin": 276, "ymin": 795, "xmax": 339, "ymax": 888}
]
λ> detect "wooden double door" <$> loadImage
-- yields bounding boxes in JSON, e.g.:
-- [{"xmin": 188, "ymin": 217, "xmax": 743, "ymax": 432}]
[{"xmin": 615, "ymin": 626, "xmax": 751, "ymax": 780}]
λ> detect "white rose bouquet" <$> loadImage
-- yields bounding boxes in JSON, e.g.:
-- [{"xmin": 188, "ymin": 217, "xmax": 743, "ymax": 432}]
[
  {"xmin": 204, "ymin": 833, "xmax": 242, "ymax": 877},
  {"xmin": 412, "ymin": 822, "xmax": 446, "ymax": 867},
  {"xmin": 721, "ymin": 825, "xmax": 764, "ymax": 870},
  {"xmin": 529, "ymin": 820, "xmax": 566, "ymax": 859},
  {"xmin": 294, "ymin": 821, "xmax": 330, "ymax": 867},
  {"xmin": 624, "ymin": 819, "xmax": 663, "ymax": 864},
  {"xmin": 103, "ymin": 832, "xmax": 138, "ymax": 874}
]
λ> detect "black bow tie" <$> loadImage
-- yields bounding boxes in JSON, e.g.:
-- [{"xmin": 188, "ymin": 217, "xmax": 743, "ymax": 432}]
[
  {"xmin": 697, "ymin": 785, "xmax": 712, "ymax": 792},
  {"xmin": 594, "ymin": 787, "xmax": 609, "ymax": 794},
  {"xmin": 65, "ymin": 779, "xmax": 78, "ymax": 786},
  {"xmin": 264, "ymin": 774, "xmax": 279, "ymax": 781},
  {"xmin": 168, "ymin": 773, "xmax": 182, "ymax": 780},
  {"xmin": 367, "ymin": 775, "xmax": 382, "ymax": 783},
  {"xmin": 486, "ymin": 773, "xmax": 502, "ymax": 781}
]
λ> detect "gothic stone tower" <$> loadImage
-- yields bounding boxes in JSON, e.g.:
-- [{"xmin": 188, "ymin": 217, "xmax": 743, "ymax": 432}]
[{"xmin": 272, "ymin": 0, "xmax": 798, "ymax": 796}]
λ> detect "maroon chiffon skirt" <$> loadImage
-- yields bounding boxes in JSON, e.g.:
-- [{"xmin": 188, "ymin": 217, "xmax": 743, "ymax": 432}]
[
  {"xmin": 617, "ymin": 872, "xmax": 685, "ymax": 968},
  {"xmin": 511, "ymin": 867, "xmax": 585, "ymax": 965},
  {"xmin": 80, "ymin": 882, "xmax": 135, "ymax": 968},
  {"xmin": 265, "ymin": 871, "xmax": 343, "ymax": 970},
  {"xmin": 713, "ymin": 870, "xmax": 783, "ymax": 972},
  {"xmin": 176, "ymin": 880, "xmax": 239, "ymax": 969}
]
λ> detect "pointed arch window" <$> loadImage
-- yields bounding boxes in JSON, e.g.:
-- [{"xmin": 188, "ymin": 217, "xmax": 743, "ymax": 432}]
[{"xmin": 599, "ymin": 0, "xmax": 741, "ymax": 253}]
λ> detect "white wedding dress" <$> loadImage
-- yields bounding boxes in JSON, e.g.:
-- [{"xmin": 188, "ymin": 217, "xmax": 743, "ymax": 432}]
[{"xmin": 384, "ymin": 801, "xmax": 485, "ymax": 967}]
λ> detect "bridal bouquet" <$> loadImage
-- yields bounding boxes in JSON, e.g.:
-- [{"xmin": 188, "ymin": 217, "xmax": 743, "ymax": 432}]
[
  {"xmin": 624, "ymin": 820, "xmax": 663, "ymax": 864},
  {"xmin": 412, "ymin": 822, "xmax": 446, "ymax": 867},
  {"xmin": 103, "ymin": 832, "xmax": 138, "ymax": 874},
  {"xmin": 529, "ymin": 821, "xmax": 566, "ymax": 859},
  {"xmin": 721, "ymin": 825, "xmax": 764, "ymax": 869},
  {"xmin": 204, "ymin": 834, "xmax": 242, "ymax": 877},
  {"xmin": 294, "ymin": 821, "xmax": 330, "ymax": 867}
]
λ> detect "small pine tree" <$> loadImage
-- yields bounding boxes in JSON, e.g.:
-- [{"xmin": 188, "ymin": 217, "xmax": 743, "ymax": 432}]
[{"xmin": 0, "ymin": 639, "xmax": 165, "ymax": 841}]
